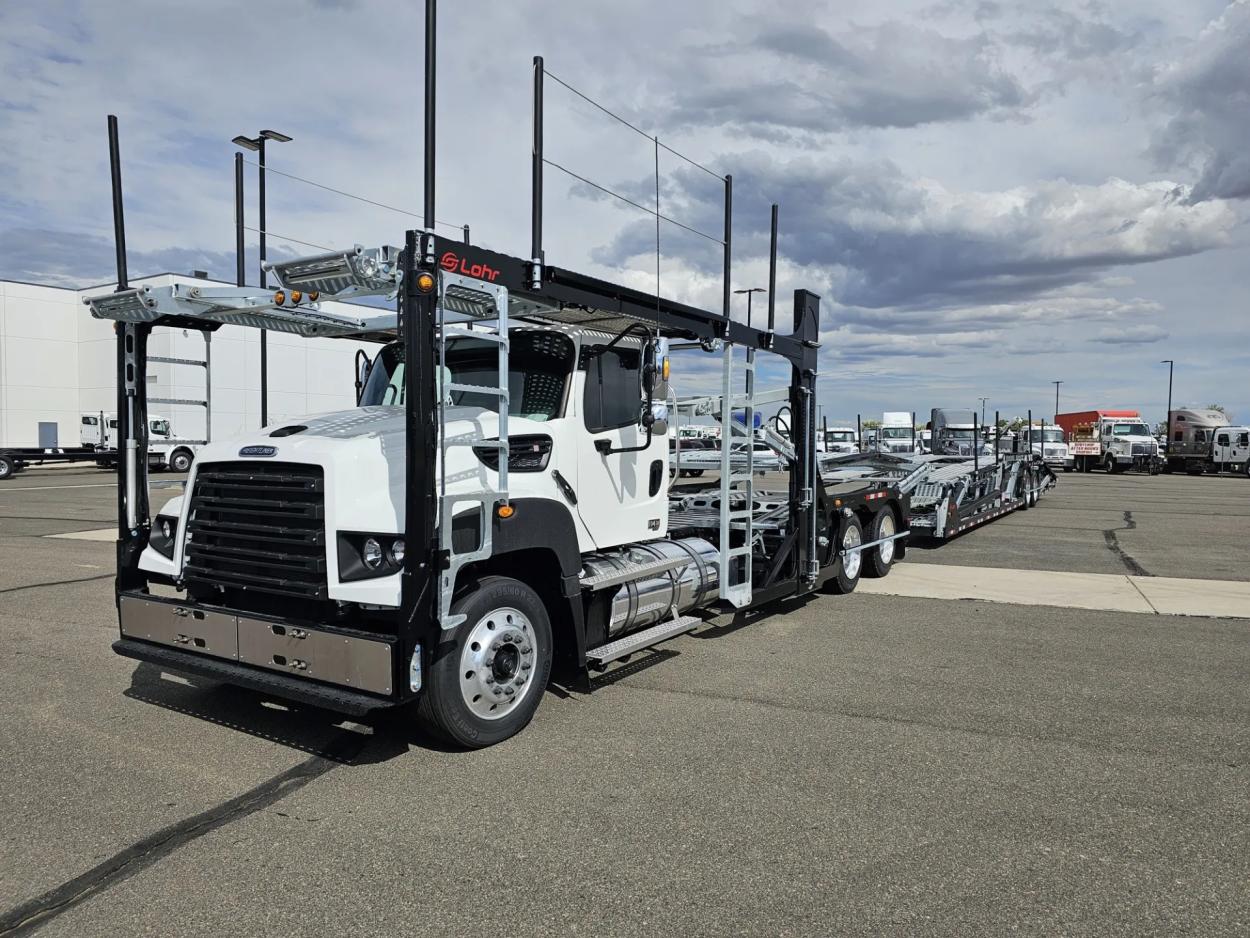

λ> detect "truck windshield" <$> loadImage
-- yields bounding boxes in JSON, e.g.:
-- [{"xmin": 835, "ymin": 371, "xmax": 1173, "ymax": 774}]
[
  {"xmin": 1023, "ymin": 429, "xmax": 1064, "ymax": 443},
  {"xmin": 827, "ymin": 431, "xmax": 854, "ymax": 443},
  {"xmin": 944, "ymin": 428, "xmax": 975, "ymax": 440},
  {"xmin": 360, "ymin": 333, "xmax": 575, "ymax": 421},
  {"xmin": 1111, "ymin": 423, "xmax": 1150, "ymax": 436},
  {"xmin": 881, "ymin": 427, "xmax": 912, "ymax": 439}
]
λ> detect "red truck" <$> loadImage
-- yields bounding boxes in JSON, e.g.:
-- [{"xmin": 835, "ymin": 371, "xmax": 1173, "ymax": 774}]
[{"xmin": 1055, "ymin": 410, "xmax": 1160, "ymax": 473}]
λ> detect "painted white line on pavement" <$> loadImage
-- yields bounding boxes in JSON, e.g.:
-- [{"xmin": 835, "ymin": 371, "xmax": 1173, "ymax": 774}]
[
  {"xmin": 44, "ymin": 528, "xmax": 117, "ymax": 542},
  {"xmin": 5, "ymin": 483, "xmax": 116, "ymax": 492},
  {"xmin": 859, "ymin": 563, "xmax": 1250, "ymax": 620}
]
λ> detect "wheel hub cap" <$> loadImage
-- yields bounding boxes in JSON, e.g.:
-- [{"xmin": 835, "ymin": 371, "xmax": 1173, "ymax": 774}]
[
  {"xmin": 459, "ymin": 607, "xmax": 537, "ymax": 721},
  {"xmin": 843, "ymin": 526, "xmax": 862, "ymax": 579},
  {"xmin": 878, "ymin": 514, "xmax": 895, "ymax": 565}
]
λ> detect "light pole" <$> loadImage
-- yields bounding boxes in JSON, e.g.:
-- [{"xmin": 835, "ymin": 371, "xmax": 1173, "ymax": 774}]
[
  {"xmin": 1159, "ymin": 360, "xmax": 1174, "ymax": 437},
  {"xmin": 232, "ymin": 129, "xmax": 293, "ymax": 428},
  {"xmin": 978, "ymin": 396, "xmax": 988, "ymax": 432},
  {"xmin": 733, "ymin": 287, "xmax": 765, "ymax": 328},
  {"xmin": 1052, "ymin": 380, "xmax": 1062, "ymax": 424}
]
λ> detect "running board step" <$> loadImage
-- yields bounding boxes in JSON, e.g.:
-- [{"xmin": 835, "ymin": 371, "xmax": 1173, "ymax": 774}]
[
  {"xmin": 579, "ymin": 556, "xmax": 695, "ymax": 592},
  {"xmin": 585, "ymin": 616, "xmax": 702, "ymax": 666}
]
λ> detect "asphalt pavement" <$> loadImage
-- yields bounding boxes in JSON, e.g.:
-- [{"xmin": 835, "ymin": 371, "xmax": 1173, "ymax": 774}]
[{"xmin": 0, "ymin": 466, "xmax": 1247, "ymax": 936}]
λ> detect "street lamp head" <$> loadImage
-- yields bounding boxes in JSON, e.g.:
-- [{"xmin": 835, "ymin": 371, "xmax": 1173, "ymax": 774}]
[
  {"xmin": 733, "ymin": 287, "xmax": 765, "ymax": 295},
  {"xmin": 231, "ymin": 135, "xmax": 261, "ymax": 151},
  {"xmin": 260, "ymin": 129, "xmax": 293, "ymax": 143}
]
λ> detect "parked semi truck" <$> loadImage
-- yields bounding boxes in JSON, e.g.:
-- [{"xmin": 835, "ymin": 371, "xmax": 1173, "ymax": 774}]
[
  {"xmin": 1056, "ymin": 409, "xmax": 1160, "ymax": 473},
  {"xmin": 88, "ymin": 61, "xmax": 911, "ymax": 747},
  {"xmin": 823, "ymin": 426, "xmax": 859, "ymax": 455},
  {"xmin": 1165, "ymin": 409, "xmax": 1250, "ymax": 475},
  {"xmin": 878, "ymin": 412, "xmax": 919, "ymax": 454}
]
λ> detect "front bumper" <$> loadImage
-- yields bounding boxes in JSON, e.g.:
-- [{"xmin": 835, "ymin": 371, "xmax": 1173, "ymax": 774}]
[{"xmin": 116, "ymin": 592, "xmax": 404, "ymax": 708}]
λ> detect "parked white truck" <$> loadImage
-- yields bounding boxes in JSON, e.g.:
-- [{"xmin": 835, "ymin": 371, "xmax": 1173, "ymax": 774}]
[
  {"xmin": 1057, "ymin": 410, "xmax": 1160, "ymax": 473},
  {"xmin": 878, "ymin": 412, "xmax": 919, "ymax": 454},
  {"xmin": 81, "ymin": 412, "xmax": 198, "ymax": 472},
  {"xmin": 1165, "ymin": 409, "xmax": 1250, "ymax": 475},
  {"xmin": 822, "ymin": 426, "xmax": 859, "ymax": 455},
  {"xmin": 1008, "ymin": 424, "xmax": 1073, "ymax": 472}
]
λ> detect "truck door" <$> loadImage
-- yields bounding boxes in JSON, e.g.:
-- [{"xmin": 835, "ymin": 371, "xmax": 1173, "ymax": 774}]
[
  {"xmin": 1237, "ymin": 431, "xmax": 1250, "ymax": 466},
  {"xmin": 1213, "ymin": 431, "xmax": 1231, "ymax": 467},
  {"xmin": 575, "ymin": 343, "xmax": 667, "ymax": 548}
]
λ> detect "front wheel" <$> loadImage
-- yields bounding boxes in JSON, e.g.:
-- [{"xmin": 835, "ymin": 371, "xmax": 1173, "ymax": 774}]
[
  {"xmin": 416, "ymin": 575, "xmax": 553, "ymax": 748},
  {"xmin": 169, "ymin": 449, "xmax": 193, "ymax": 473},
  {"xmin": 0, "ymin": 455, "xmax": 15, "ymax": 480}
]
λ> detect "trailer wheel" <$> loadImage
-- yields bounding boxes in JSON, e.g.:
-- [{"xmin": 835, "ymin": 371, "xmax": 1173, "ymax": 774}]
[
  {"xmin": 824, "ymin": 515, "xmax": 864, "ymax": 594},
  {"xmin": 415, "ymin": 575, "xmax": 553, "ymax": 749},
  {"xmin": 169, "ymin": 449, "xmax": 193, "ymax": 473},
  {"xmin": 863, "ymin": 509, "xmax": 897, "ymax": 578},
  {"xmin": 0, "ymin": 456, "xmax": 15, "ymax": 480}
]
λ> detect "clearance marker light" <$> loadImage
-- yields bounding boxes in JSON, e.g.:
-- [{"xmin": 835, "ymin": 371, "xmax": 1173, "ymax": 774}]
[
  {"xmin": 272, "ymin": 290, "xmax": 286, "ymax": 305},
  {"xmin": 415, "ymin": 272, "xmax": 436, "ymax": 294},
  {"xmin": 497, "ymin": 504, "xmax": 515, "ymax": 519}
]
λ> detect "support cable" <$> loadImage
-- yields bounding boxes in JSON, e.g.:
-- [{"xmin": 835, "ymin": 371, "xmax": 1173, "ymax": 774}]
[
  {"xmin": 542, "ymin": 158, "xmax": 723, "ymax": 244},
  {"xmin": 238, "ymin": 158, "xmax": 465, "ymax": 232}
]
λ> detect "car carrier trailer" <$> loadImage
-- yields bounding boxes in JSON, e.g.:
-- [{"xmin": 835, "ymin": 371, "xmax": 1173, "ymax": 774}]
[{"xmin": 84, "ymin": 6, "xmax": 908, "ymax": 748}]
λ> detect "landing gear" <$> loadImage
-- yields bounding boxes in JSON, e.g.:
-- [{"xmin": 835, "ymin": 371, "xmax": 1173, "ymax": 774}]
[{"xmin": 416, "ymin": 575, "xmax": 553, "ymax": 748}]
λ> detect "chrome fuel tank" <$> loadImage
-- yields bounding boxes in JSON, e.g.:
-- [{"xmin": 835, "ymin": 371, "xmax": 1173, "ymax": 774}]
[{"xmin": 581, "ymin": 538, "xmax": 719, "ymax": 636}]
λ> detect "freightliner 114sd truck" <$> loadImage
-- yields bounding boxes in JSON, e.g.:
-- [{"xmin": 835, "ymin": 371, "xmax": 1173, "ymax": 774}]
[{"xmin": 86, "ymin": 27, "xmax": 909, "ymax": 747}]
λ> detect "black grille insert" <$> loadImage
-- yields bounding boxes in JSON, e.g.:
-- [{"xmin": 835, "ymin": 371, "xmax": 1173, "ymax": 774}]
[{"xmin": 184, "ymin": 462, "xmax": 327, "ymax": 599}]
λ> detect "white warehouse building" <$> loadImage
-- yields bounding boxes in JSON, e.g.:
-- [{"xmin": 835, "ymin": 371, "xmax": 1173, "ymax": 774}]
[{"xmin": 0, "ymin": 273, "xmax": 380, "ymax": 450}]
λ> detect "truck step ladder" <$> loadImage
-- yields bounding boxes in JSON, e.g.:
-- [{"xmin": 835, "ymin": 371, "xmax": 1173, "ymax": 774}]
[
  {"xmin": 436, "ymin": 272, "xmax": 511, "ymax": 630},
  {"xmin": 585, "ymin": 614, "xmax": 702, "ymax": 667},
  {"xmin": 718, "ymin": 342, "xmax": 755, "ymax": 608}
]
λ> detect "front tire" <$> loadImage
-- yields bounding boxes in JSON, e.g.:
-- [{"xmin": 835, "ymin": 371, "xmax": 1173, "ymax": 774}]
[
  {"xmin": 416, "ymin": 575, "xmax": 553, "ymax": 748},
  {"xmin": 0, "ymin": 455, "xmax": 15, "ymax": 480},
  {"xmin": 864, "ymin": 508, "xmax": 897, "ymax": 578},
  {"xmin": 170, "ymin": 449, "xmax": 193, "ymax": 473}
]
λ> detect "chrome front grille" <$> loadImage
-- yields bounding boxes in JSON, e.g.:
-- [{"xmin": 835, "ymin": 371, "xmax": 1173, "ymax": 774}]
[{"xmin": 184, "ymin": 463, "xmax": 327, "ymax": 599}]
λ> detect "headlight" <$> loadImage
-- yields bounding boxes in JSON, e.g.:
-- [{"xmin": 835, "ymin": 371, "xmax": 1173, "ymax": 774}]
[
  {"xmin": 337, "ymin": 532, "xmax": 405, "ymax": 582},
  {"xmin": 362, "ymin": 537, "xmax": 384, "ymax": 570},
  {"xmin": 150, "ymin": 514, "xmax": 178, "ymax": 559}
]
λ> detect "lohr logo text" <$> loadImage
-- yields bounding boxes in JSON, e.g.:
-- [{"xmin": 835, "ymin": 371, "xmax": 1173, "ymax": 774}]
[{"xmin": 440, "ymin": 252, "xmax": 500, "ymax": 282}]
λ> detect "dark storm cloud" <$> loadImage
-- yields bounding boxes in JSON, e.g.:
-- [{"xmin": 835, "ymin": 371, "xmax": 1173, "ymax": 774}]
[
  {"xmin": 1151, "ymin": 0, "xmax": 1250, "ymax": 202},
  {"xmin": 668, "ymin": 19, "xmax": 1035, "ymax": 134}
]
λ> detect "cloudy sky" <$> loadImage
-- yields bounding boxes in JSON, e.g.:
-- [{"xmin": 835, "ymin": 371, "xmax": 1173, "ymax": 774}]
[{"xmin": 2, "ymin": 0, "xmax": 1248, "ymax": 424}]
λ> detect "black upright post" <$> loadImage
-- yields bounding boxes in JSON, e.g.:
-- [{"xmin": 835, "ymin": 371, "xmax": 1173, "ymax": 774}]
[
  {"xmin": 974, "ymin": 413, "xmax": 980, "ymax": 472},
  {"xmin": 399, "ymin": 0, "xmax": 442, "ymax": 692},
  {"xmin": 722, "ymin": 175, "xmax": 732, "ymax": 323},
  {"xmin": 766, "ymin": 204, "xmax": 778, "ymax": 338},
  {"xmin": 790, "ymin": 290, "xmax": 821, "ymax": 588},
  {"xmin": 107, "ymin": 116, "xmax": 150, "ymax": 586},
  {"xmin": 258, "ymin": 137, "xmax": 269, "ymax": 428},
  {"xmin": 463, "ymin": 224, "xmax": 470, "ymax": 245},
  {"xmin": 857, "ymin": 414, "xmax": 862, "ymax": 452},
  {"xmin": 911, "ymin": 411, "xmax": 916, "ymax": 452},
  {"xmin": 531, "ymin": 55, "xmax": 544, "ymax": 287},
  {"xmin": 234, "ymin": 154, "xmax": 245, "ymax": 288}
]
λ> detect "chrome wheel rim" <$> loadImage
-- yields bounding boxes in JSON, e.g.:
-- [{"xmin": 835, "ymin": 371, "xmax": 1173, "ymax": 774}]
[
  {"xmin": 842, "ymin": 525, "xmax": 862, "ymax": 580},
  {"xmin": 877, "ymin": 513, "xmax": 896, "ymax": 565},
  {"xmin": 459, "ymin": 607, "xmax": 538, "ymax": 720}
]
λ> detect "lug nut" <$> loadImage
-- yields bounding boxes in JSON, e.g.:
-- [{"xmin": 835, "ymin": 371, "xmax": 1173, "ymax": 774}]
[
  {"xmin": 504, "ymin": 686, "xmax": 515, "ymax": 696},
  {"xmin": 521, "ymin": 662, "xmax": 532, "ymax": 670}
]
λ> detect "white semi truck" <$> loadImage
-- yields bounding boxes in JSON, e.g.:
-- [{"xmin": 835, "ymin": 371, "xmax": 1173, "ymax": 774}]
[
  {"xmin": 81, "ymin": 412, "xmax": 198, "ymax": 472},
  {"xmin": 878, "ymin": 411, "xmax": 919, "ymax": 454},
  {"xmin": 1165, "ymin": 409, "xmax": 1250, "ymax": 475},
  {"xmin": 89, "ymin": 78, "xmax": 911, "ymax": 747},
  {"xmin": 1006, "ymin": 424, "xmax": 1073, "ymax": 472}
]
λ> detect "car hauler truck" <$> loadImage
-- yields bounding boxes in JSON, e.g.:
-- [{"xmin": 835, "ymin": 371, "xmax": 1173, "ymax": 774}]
[
  {"xmin": 85, "ymin": 36, "xmax": 908, "ymax": 747},
  {"xmin": 1056, "ymin": 409, "xmax": 1160, "ymax": 473}
]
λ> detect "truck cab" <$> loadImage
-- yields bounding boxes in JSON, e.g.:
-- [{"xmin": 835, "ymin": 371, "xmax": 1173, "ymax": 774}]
[
  {"xmin": 81, "ymin": 412, "xmax": 197, "ymax": 472},
  {"xmin": 1014, "ymin": 424, "xmax": 1073, "ymax": 472},
  {"xmin": 1212, "ymin": 426, "xmax": 1250, "ymax": 475},
  {"xmin": 823, "ymin": 427, "xmax": 858, "ymax": 455},
  {"xmin": 878, "ymin": 412, "xmax": 919, "ymax": 454}
]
